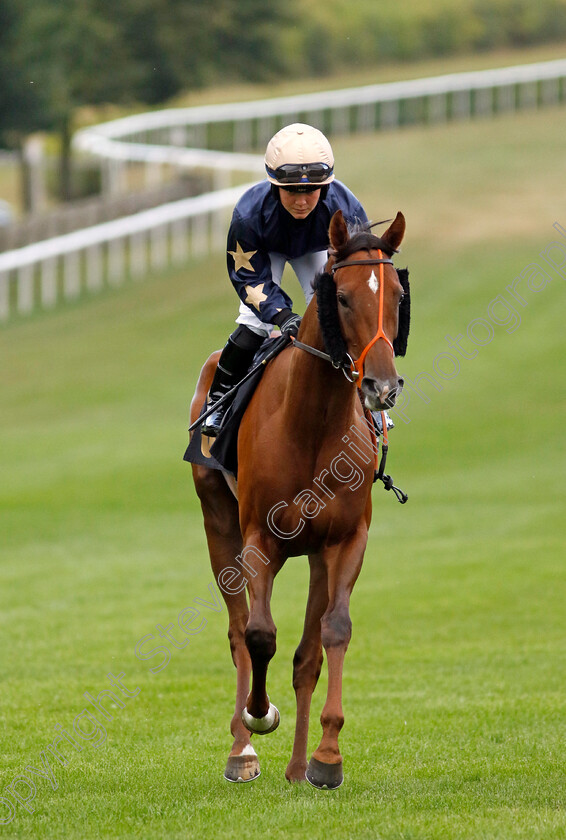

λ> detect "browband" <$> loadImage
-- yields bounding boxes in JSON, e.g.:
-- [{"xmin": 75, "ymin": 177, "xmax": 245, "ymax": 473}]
[{"xmin": 331, "ymin": 258, "xmax": 394, "ymax": 272}]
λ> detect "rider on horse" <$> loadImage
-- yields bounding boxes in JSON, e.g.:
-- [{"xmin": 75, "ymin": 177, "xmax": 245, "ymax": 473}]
[{"xmin": 202, "ymin": 122, "xmax": 392, "ymax": 437}]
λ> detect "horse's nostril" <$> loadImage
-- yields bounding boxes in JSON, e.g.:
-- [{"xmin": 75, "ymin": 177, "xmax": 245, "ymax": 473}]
[
  {"xmin": 397, "ymin": 377, "xmax": 404, "ymax": 389},
  {"xmin": 361, "ymin": 377, "xmax": 378, "ymax": 395}
]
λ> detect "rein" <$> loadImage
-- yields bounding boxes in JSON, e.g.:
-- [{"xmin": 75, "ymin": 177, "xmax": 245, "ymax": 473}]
[{"xmin": 370, "ymin": 410, "xmax": 408, "ymax": 503}]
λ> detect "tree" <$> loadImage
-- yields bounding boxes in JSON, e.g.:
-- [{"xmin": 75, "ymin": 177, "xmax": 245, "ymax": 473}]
[
  {"xmin": 0, "ymin": 0, "xmax": 51, "ymax": 210},
  {"xmin": 0, "ymin": 0, "xmax": 292, "ymax": 205},
  {"xmin": 17, "ymin": 0, "xmax": 141, "ymax": 200}
]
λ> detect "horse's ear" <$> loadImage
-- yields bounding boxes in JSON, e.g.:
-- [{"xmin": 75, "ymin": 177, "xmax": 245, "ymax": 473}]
[
  {"xmin": 329, "ymin": 210, "xmax": 350, "ymax": 254},
  {"xmin": 382, "ymin": 211, "xmax": 405, "ymax": 253}
]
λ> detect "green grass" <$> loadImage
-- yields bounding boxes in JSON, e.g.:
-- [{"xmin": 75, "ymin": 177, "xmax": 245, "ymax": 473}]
[{"xmin": 1, "ymin": 108, "xmax": 566, "ymax": 838}]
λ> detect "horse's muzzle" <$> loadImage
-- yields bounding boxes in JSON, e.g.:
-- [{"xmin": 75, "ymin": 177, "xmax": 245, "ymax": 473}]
[{"xmin": 361, "ymin": 376, "xmax": 404, "ymax": 411}]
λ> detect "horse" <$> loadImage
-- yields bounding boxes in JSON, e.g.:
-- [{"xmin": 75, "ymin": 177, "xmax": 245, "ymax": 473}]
[{"xmin": 189, "ymin": 209, "xmax": 408, "ymax": 788}]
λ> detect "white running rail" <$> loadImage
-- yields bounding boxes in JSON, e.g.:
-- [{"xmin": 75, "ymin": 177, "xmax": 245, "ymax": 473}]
[
  {"xmin": 0, "ymin": 184, "xmax": 256, "ymax": 320},
  {"xmin": 2, "ymin": 58, "xmax": 566, "ymax": 322},
  {"xmin": 74, "ymin": 58, "xmax": 566, "ymax": 162}
]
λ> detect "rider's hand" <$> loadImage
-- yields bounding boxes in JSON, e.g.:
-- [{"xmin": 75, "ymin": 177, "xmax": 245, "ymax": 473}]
[{"xmin": 273, "ymin": 309, "xmax": 302, "ymax": 338}]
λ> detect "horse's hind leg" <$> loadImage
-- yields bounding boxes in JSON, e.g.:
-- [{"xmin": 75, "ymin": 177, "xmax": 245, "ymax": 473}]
[
  {"xmin": 286, "ymin": 554, "xmax": 328, "ymax": 783},
  {"xmin": 192, "ymin": 464, "xmax": 259, "ymax": 782}
]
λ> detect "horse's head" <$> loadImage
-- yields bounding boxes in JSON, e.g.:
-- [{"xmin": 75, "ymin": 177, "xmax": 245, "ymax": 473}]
[{"xmin": 317, "ymin": 210, "xmax": 409, "ymax": 412}]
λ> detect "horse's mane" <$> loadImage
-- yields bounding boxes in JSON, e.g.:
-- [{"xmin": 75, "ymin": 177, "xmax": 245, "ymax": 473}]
[{"xmin": 313, "ymin": 222, "xmax": 409, "ymax": 366}]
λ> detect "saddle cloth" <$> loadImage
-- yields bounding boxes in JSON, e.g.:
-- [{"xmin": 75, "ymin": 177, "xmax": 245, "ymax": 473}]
[{"xmin": 183, "ymin": 337, "xmax": 281, "ymax": 478}]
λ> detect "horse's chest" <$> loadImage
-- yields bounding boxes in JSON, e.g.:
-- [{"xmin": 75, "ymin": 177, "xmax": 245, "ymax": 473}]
[
  {"xmin": 263, "ymin": 467, "xmax": 371, "ymax": 548},
  {"xmin": 240, "ymin": 411, "xmax": 374, "ymax": 548}
]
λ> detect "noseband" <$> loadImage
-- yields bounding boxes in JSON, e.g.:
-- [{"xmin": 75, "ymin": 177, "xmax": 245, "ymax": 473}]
[{"xmin": 330, "ymin": 252, "xmax": 394, "ymax": 386}]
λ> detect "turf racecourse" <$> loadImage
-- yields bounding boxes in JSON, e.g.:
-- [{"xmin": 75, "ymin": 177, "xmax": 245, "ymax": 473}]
[{"xmin": 1, "ymin": 108, "xmax": 566, "ymax": 839}]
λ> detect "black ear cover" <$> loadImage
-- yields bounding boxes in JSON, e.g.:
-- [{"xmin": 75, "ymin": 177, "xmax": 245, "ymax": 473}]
[
  {"xmin": 314, "ymin": 271, "xmax": 349, "ymax": 367},
  {"xmin": 393, "ymin": 268, "xmax": 410, "ymax": 357}
]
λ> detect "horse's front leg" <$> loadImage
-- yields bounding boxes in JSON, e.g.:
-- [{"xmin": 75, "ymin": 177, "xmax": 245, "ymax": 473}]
[
  {"xmin": 241, "ymin": 537, "xmax": 283, "ymax": 735},
  {"xmin": 307, "ymin": 529, "xmax": 367, "ymax": 789},
  {"xmin": 285, "ymin": 554, "xmax": 328, "ymax": 782}
]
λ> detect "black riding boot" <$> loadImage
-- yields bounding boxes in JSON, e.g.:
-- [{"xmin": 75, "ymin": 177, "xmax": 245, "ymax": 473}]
[{"xmin": 201, "ymin": 326, "xmax": 264, "ymax": 437}]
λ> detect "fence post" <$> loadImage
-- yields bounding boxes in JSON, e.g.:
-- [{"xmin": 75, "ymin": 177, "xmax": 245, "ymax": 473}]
[
  {"xmin": 130, "ymin": 231, "xmax": 148, "ymax": 280},
  {"xmin": 0, "ymin": 271, "xmax": 9, "ymax": 321},
  {"xmin": 452, "ymin": 89, "xmax": 471, "ymax": 120},
  {"xmin": 379, "ymin": 100, "xmax": 399, "ymax": 130},
  {"xmin": 171, "ymin": 218, "xmax": 189, "ymax": 265},
  {"xmin": 63, "ymin": 251, "xmax": 81, "ymax": 299},
  {"xmin": 170, "ymin": 126, "xmax": 187, "ymax": 147},
  {"xmin": 40, "ymin": 258, "xmax": 58, "ymax": 308},
  {"xmin": 234, "ymin": 120, "xmax": 252, "ymax": 153},
  {"xmin": 427, "ymin": 93, "xmax": 447, "ymax": 123},
  {"xmin": 86, "ymin": 244, "xmax": 103, "ymax": 292},
  {"xmin": 108, "ymin": 237, "xmax": 126, "ymax": 286},
  {"xmin": 257, "ymin": 116, "xmax": 276, "ymax": 148},
  {"xmin": 23, "ymin": 136, "xmax": 47, "ymax": 215},
  {"xmin": 541, "ymin": 77, "xmax": 559, "ymax": 105},
  {"xmin": 474, "ymin": 87, "xmax": 493, "ymax": 117},
  {"xmin": 191, "ymin": 213, "xmax": 208, "ymax": 257},
  {"xmin": 518, "ymin": 81, "xmax": 538, "ymax": 109},
  {"xmin": 357, "ymin": 103, "xmax": 376, "ymax": 132},
  {"xmin": 144, "ymin": 163, "xmax": 163, "ymax": 189},
  {"xmin": 150, "ymin": 225, "xmax": 168, "ymax": 271},
  {"xmin": 17, "ymin": 264, "xmax": 35, "ymax": 314},
  {"xmin": 496, "ymin": 85, "xmax": 515, "ymax": 112},
  {"xmin": 331, "ymin": 107, "xmax": 350, "ymax": 135}
]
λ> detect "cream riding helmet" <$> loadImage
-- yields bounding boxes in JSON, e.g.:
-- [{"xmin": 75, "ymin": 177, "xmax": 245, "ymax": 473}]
[{"xmin": 265, "ymin": 123, "xmax": 335, "ymax": 188}]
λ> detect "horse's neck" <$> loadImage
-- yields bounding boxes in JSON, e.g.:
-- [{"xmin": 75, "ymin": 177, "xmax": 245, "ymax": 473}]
[{"xmin": 283, "ymin": 305, "xmax": 356, "ymax": 437}]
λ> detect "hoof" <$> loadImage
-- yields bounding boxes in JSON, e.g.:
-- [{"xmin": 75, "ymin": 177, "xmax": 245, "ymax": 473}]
[
  {"xmin": 306, "ymin": 756, "xmax": 344, "ymax": 790},
  {"xmin": 241, "ymin": 701, "xmax": 280, "ymax": 735},
  {"xmin": 224, "ymin": 750, "xmax": 261, "ymax": 783},
  {"xmin": 285, "ymin": 759, "xmax": 307, "ymax": 783}
]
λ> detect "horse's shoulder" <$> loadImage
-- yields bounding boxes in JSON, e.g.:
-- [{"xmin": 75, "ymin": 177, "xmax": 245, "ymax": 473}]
[{"xmin": 255, "ymin": 344, "xmax": 293, "ymax": 395}]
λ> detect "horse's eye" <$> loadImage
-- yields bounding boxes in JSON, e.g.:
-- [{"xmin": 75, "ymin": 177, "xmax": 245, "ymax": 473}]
[{"xmin": 337, "ymin": 294, "xmax": 349, "ymax": 308}]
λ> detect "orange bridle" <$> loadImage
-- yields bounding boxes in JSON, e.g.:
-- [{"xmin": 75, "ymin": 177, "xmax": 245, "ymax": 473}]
[{"xmin": 330, "ymin": 250, "xmax": 394, "ymax": 388}]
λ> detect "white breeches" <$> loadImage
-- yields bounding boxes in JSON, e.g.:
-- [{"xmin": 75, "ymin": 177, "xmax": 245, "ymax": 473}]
[{"xmin": 235, "ymin": 250, "xmax": 328, "ymax": 337}]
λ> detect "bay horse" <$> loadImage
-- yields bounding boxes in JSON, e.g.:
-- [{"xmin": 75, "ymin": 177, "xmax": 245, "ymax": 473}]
[{"xmin": 189, "ymin": 209, "xmax": 407, "ymax": 788}]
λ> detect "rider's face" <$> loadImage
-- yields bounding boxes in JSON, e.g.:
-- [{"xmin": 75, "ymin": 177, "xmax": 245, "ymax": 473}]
[{"xmin": 278, "ymin": 186, "xmax": 321, "ymax": 219}]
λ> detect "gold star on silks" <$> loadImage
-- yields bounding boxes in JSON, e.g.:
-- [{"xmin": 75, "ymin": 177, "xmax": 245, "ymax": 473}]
[
  {"xmin": 228, "ymin": 242, "xmax": 257, "ymax": 272},
  {"xmin": 243, "ymin": 283, "xmax": 268, "ymax": 311}
]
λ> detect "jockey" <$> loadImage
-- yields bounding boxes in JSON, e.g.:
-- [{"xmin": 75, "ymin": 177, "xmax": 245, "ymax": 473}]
[{"xmin": 202, "ymin": 122, "xmax": 378, "ymax": 438}]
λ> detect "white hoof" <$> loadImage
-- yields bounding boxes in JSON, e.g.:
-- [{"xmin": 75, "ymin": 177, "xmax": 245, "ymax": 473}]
[
  {"xmin": 241, "ymin": 701, "xmax": 280, "ymax": 734},
  {"xmin": 224, "ymin": 747, "xmax": 261, "ymax": 783}
]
